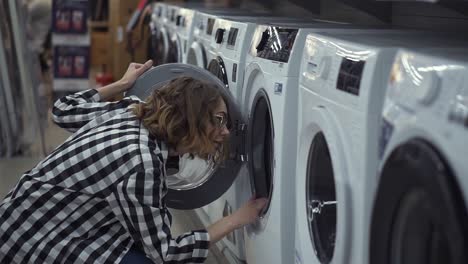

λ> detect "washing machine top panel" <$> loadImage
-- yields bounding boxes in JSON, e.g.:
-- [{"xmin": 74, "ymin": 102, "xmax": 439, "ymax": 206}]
[
  {"xmin": 247, "ymin": 24, "xmax": 378, "ymax": 77},
  {"xmin": 300, "ymin": 32, "xmax": 468, "ymax": 114},
  {"xmin": 174, "ymin": 8, "xmax": 195, "ymax": 37},
  {"xmin": 250, "ymin": 25, "xmax": 300, "ymax": 63},
  {"xmin": 381, "ymin": 49, "xmax": 468, "ymax": 160},
  {"xmin": 125, "ymin": 63, "xmax": 255, "ymax": 209},
  {"xmin": 151, "ymin": 3, "xmax": 167, "ymax": 26}
]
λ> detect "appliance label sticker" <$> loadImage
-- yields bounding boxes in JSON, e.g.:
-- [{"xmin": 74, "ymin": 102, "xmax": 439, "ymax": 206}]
[{"xmin": 274, "ymin": 83, "xmax": 283, "ymax": 95}]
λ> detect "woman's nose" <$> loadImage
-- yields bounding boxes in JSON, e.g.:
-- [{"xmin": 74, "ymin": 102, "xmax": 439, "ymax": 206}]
[{"xmin": 221, "ymin": 126, "xmax": 230, "ymax": 136}]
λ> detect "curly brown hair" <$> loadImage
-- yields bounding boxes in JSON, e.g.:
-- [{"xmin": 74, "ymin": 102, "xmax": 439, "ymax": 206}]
[{"xmin": 132, "ymin": 76, "xmax": 229, "ymax": 162}]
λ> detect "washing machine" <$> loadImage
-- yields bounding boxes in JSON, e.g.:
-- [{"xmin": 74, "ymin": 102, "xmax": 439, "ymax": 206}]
[
  {"xmin": 201, "ymin": 16, "xmax": 338, "ymax": 263},
  {"xmin": 239, "ymin": 21, "xmax": 387, "ymax": 264},
  {"xmin": 125, "ymin": 61, "xmax": 295, "ymax": 264},
  {"xmin": 295, "ymin": 32, "xmax": 468, "ymax": 264},
  {"xmin": 369, "ymin": 49, "xmax": 468, "ymax": 264}
]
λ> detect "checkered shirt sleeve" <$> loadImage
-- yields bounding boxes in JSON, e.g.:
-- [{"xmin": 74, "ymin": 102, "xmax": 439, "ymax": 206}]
[{"xmin": 52, "ymin": 89, "xmax": 141, "ymax": 132}]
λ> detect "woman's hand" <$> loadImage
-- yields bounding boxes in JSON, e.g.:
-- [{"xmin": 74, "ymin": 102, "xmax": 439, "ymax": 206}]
[
  {"xmin": 230, "ymin": 197, "xmax": 269, "ymax": 228},
  {"xmin": 118, "ymin": 59, "xmax": 153, "ymax": 92},
  {"xmin": 97, "ymin": 60, "xmax": 153, "ymax": 101},
  {"xmin": 207, "ymin": 197, "xmax": 268, "ymax": 245}
]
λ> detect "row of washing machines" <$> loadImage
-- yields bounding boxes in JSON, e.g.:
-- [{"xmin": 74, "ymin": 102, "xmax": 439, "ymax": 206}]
[{"xmin": 128, "ymin": 2, "xmax": 468, "ymax": 264}]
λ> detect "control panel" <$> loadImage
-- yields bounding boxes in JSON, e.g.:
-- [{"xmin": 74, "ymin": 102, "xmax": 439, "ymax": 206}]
[
  {"xmin": 336, "ymin": 58, "xmax": 365, "ymax": 96},
  {"xmin": 253, "ymin": 27, "xmax": 298, "ymax": 63}
]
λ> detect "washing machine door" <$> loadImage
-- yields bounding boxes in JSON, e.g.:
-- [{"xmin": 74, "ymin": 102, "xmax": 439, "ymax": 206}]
[
  {"xmin": 186, "ymin": 41, "xmax": 207, "ymax": 68},
  {"xmin": 126, "ymin": 63, "xmax": 246, "ymax": 209},
  {"xmin": 151, "ymin": 25, "xmax": 169, "ymax": 66},
  {"xmin": 207, "ymin": 56, "xmax": 229, "ymax": 90},
  {"xmin": 167, "ymin": 32, "xmax": 181, "ymax": 63},
  {"xmin": 371, "ymin": 139, "xmax": 468, "ymax": 264}
]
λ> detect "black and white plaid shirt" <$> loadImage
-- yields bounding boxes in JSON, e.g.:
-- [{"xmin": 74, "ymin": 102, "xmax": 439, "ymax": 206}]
[{"xmin": 0, "ymin": 89, "xmax": 210, "ymax": 263}]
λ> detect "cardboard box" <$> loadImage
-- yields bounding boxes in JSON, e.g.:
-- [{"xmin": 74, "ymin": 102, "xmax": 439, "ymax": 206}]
[{"xmin": 91, "ymin": 31, "xmax": 111, "ymax": 68}]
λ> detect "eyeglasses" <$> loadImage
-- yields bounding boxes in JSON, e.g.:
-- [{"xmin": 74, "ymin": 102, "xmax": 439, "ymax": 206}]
[{"xmin": 213, "ymin": 113, "xmax": 228, "ymax": 129}]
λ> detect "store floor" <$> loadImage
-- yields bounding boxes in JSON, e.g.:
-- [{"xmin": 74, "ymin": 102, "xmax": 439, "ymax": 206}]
[{"xmin": 0, "ymin": 111, "xmax": 227, "ymax": 264}]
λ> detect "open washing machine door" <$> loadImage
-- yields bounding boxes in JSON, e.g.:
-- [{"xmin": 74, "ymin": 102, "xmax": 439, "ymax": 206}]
[{"xmin": 126, "ymin": 63, "xmax": 249, "ymax": 209}]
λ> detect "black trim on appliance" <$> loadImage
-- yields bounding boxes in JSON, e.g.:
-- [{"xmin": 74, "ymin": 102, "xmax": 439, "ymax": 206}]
[
  {"xmin": 371, "ymin": 139, "xmax": 468, "ymax": 264},
  {"xmin": 336, "ymin": 57, "xmax": 365, "ymax": 96},
  {"xmin": 248, "ymin": 89, "xmax": 274, "ymax": 216},
  {"xmin": 307, "ymin": 132, "xmax": 337, "ymax": 264},
  {"xmin": 207, "ymin": 56, "xmax": 229, "ymax": 89},
  {"xmin": 254, "ymin": 27, "xmax": 298, "ymax": 63}
]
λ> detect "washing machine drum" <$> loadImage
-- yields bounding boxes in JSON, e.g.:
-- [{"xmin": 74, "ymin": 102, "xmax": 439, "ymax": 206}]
[
  {"xmin": 126, "ymin": 63, "xmax": 245, "ymax": 210},
  {"xmin": 207, "ymin": 56, "xmax": 229, "ymax": 89}
]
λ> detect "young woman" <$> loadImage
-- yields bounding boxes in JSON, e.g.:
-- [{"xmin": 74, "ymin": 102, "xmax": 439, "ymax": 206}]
[{"xmin": 0, "ymin": 60, "xmax": 268, "ymax": 263}]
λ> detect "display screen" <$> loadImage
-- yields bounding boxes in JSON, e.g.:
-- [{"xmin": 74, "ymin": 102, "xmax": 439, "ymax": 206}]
[
  {"xmin": 227, "ymin": 27, "xmax": 238, "ymax": 47},
  {"xmin": 206, "ymin": 18, "xmax": 215, "ymax": 35},
  {"xmin": 336, "ymin": 58, "xmax": 365, "ymax": 96},
  {"xmin": 255, "ymin": 27, "xmax": 298, "ymax": 63}
]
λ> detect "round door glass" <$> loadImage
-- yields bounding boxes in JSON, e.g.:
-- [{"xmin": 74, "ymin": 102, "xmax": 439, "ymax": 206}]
[
  {"xmin": 207, "ymin": 57, "xmax": 228, "ymax": 89},
  {"xmin": 249, "ymin": 93, "xmax": 274, "ymax": 215},
  {"xmin": 306, "ymin": 132, "xmax": 337, "ymax": 263},
  {"xmin": 166, "ymin": 154, "xmax": 216, "ymax": 190}
]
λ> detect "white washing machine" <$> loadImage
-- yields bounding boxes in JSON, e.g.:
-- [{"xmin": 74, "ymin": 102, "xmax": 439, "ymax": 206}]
[
  {"xmin": 295, "ymin": 33, "xmax": 468, "ymax": 264},
  {"xmin": 204, "ymin": 16, "xmax": 340, "ymax": 263},
  {"xmin": 370, "ymin": 49, "xmax": 468, "ymax": 264},
  {"xmin": 239, "ymin": 21, "xmax": 382, "ymax": 264}
]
